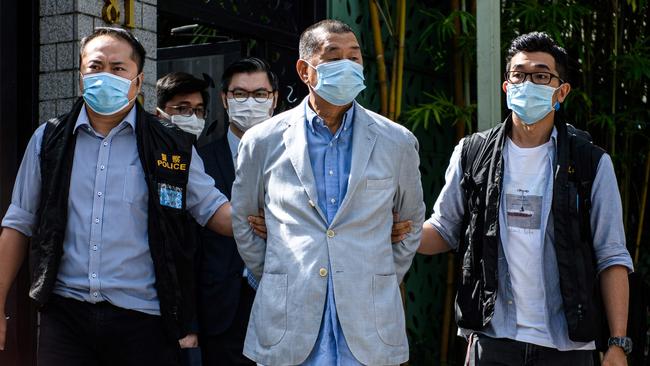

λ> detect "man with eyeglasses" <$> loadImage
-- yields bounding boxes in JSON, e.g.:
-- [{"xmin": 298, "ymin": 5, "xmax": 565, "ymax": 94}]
[
  {"xmin": 218, "ymin": 57, "xmax": 278, "ymax": 139},
  {"xmin": 415, "ymin": 32, "xmax": 632, "ymax": 365},
  {"xmin": 196, "ymin": 57, "xmax": 278, "ymax": 366},
  {"xmin": 156, "ymin": 72, "xmax": 210, "ymax": 140},
  {"xmin": 154, "ymin": 72, "xmax": 213, "ymax": 366}
]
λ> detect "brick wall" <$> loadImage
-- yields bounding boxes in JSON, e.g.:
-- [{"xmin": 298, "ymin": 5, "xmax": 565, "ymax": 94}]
[{"xmin": 39, "ymin": 0, "xmax": 157, "ymax": 122}]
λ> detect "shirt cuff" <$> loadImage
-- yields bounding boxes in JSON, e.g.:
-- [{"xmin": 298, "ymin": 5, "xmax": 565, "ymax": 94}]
[
  {"xmin": 1, "ymin": 203, "xmax": 37, "ymax": 237},
  {"xmin": 597, "ymin": 251, "xmax": 634, "ymax": 274},
  {"xmin": 192, "ymin": 193, "xmax": 229, "ymax": 227},
  {"xmin": 427, "ymin": 216, "xmax": 459, "ymax": 251}
]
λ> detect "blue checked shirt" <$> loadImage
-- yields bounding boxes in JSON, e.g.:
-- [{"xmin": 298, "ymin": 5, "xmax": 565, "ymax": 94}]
[
  {"xmin": 300, "ymin": 102, "xmax": 362, "ymax": 366},
  {"xmin": 1, "ymin": 105, "xmax": 228, "ymax": 315}
]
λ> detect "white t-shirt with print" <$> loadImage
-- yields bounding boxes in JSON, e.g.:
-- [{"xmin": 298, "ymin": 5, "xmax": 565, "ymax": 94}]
[{"xmin": 500, "ymin": 137, "xmax": 555, "ymax": 347}]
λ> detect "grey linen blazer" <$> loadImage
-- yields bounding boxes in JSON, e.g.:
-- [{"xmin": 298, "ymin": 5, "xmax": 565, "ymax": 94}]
[{"xmin": 232, "ymin": 99, "xmax": 425, "ymax": 365}]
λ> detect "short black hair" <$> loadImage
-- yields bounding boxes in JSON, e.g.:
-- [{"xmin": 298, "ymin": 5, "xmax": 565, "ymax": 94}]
[
  {"xmin": 79, "ymin": 27, "xmax": 146, "ymax": 73},
  {"xmin": 220, "ymin": 57, "xmax": 279, "ymax": 93},
  {"xmin": 156, "ymin": 72, "xmax": 209, "ymax": 109},
  {"xmin": 505, "ymin": 32, "xmax": 568, "ymax": 82},
  {"xmin": 299, "ymin": 19, "xmax": 356, "ymax": 60}
]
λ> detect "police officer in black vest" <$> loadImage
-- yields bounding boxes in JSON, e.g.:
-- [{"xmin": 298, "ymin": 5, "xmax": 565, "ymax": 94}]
[
  {"xmin": 155, "ymin": 68, "xmax": 274, "ymax": 366},
  {"xmin": 417, "ymin": 32, "xmax": 633, "ymax": 365},
  {"xmin": 155, "ymin": 71, "xmax": 211, "ymax": 366},
  {"xmin": 0, "ymin": 27, "xmax": 233, "ymax": 366}
]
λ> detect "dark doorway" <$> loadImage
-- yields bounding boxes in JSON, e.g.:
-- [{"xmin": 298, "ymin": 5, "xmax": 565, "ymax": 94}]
[
  {"xmin": 158, "ymin": 40, "xmax": 242, "ymax": 146},
  {"xmin": 158, "ymin": 0, "xmax": 326, "ymax": 117},
  {"xmin": 0, "ymin": 0, "xmax": 40, "ymax": 365}
]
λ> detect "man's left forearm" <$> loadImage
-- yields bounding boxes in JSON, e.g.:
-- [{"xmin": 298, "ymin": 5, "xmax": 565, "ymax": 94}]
[{"xmin": 600, "ymin": 265, "xmax": 629, "ymax": 337}]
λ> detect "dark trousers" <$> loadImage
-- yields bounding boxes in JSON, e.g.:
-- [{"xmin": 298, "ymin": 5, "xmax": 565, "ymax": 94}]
[
  {"xmin": 466, "ymin": 333, "xmax": 594, "ymax": 366},
  {"xmin": 200, "ymin": 278, "xmax": 256, "ymax": 366},
  {"xmin": 38, "ymin": 295, "xmax": 181, "ymax": 366}
]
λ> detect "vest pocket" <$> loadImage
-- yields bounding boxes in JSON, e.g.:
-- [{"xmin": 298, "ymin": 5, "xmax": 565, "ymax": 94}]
[
  {"xmin": 254, "ymin": 273, "xmax": 288, "ymax": 346},
  {"xmin": 373, "ymin": 273, "xmax": 406, "ymax": 346}
]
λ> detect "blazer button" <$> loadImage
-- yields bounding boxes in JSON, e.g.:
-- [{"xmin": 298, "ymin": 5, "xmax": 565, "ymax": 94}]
[
  {"xmin": 319, "ymin": 268, "xmax": 328, "ymax": 277},
  {"xmin": 326, "ymin": 229, "xmax": 335, "ymax": 238}
]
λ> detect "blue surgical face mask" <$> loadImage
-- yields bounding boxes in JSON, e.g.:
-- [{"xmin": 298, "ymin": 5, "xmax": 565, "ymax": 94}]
[
  {"xmin": 506, "ymin": 81, "xmax": 561, "ymax": 125},
  {"xmin": 82, "ymin": 72, "xmax": 139, "ymax": 115},
  {"xmin": 303, "ymin": 59, "xmax": 366, "ymax": 106}
]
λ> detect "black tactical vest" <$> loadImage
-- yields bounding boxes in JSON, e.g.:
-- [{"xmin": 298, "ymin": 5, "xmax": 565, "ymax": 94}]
[
  {"xmin": 32, "ymin": 98, "xmax": 198, "ymax": 340},
  {"xmin": 455, "ymin": 115, "xmax": 605, "ymax": 343}
]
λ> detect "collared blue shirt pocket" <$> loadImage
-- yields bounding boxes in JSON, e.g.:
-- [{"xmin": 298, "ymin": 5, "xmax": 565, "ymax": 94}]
[
  {"xmin": 122, "ymin": 165, "xmax": 147, "ymax": 204},
  {"xmin": 366, "ymin": 177, "xmax": 393, "ymax": 190}
]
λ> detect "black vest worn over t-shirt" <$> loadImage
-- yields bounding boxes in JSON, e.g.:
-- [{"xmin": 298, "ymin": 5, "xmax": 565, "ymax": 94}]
[{"xmin": 455, "ymin": 114, "xmax": 605, "ymax": 343}]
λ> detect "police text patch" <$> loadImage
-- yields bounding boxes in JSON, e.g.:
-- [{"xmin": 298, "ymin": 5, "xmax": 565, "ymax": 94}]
[{"xmin": 157, "ymin": 153, "xmax": 187, "ymax": 171}]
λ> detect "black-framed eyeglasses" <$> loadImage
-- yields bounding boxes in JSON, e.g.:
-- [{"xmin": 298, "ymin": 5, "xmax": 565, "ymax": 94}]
[
  {"xmin": 228, "ymin": 89, "xmax": 275, "ymax": 103},
  {"xmin": 166, "ymin": 105, "xmax": 208, "ymax": 119},
  {"xmin": 505, "ymin": 71, "xmax": 564, "ymax": 85}
]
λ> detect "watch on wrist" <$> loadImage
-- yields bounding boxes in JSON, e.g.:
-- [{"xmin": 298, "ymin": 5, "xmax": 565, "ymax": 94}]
[{"xmin": 608, "ymin": 336, "xmax": 633, "ymax": 355}]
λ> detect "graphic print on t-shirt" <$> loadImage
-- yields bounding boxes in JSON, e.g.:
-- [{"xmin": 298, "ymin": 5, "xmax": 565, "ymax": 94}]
[
  {"xmin": 500, "ymin": 137, "xmax": 555, "ymax": 347},
  {"xmin": 505, "ymin": 189, "xmax": 542, "ymax": 231}
]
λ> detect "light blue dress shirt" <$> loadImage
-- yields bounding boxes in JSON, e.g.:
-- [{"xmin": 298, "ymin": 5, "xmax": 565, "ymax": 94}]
[
  {"xmin": 301, "ymin": 102, "xmax": 362, "ymax": 366},
  {"xmin": 1, "ymin": 105, "xmax": 228, "ymax": 315},
  {"xmin": 428, "ymin": 127, "xmax": 634, "ymax": 351}
]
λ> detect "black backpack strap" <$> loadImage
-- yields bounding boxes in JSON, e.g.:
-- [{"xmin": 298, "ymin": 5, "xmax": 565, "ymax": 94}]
[
  {"xmin": 460, "ymin": 132, "xmax": 487, "ymax": 176},
  {"xmin": 459, "ymin": 132, "xmax": 486, "ymax": 223},
  {"xmin": 566, "ymin": 124, "xmax": 605, "ymax": 242}
]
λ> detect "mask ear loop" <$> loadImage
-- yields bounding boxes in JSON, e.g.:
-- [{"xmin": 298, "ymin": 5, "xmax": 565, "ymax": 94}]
[
  {"xmin": 299, "ymin": 59, "xmax": 319, "ymax": 89},
  {"xmin": 552, "ymin": 84, "xmax": 563, "ymax": 111},
  {"xmin": 156, "ymin": 107, "xmax": 171, "ymax": 119},
  {"xmin": 127, "ymin": 73, "xmax": 144, "ymax": 105},
  {"xmin": 299, "ymin": 59, "xmax": 317, "ymax": 71},
  {"xmin": 133, "ymin": 72, "xmax": 144, "ymax": 86}
]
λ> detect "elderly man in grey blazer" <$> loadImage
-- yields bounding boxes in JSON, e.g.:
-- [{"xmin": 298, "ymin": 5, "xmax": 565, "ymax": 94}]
[{"xmin": 231, "ymin": 19, "xmax": 425, "ymax": 366}]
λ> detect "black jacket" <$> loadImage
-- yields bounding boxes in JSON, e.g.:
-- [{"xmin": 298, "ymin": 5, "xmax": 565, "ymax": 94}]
[
  {"xmin": 32, "ymin": 98, "xmax": 198, "ymax": 341},
  {"xmin": 455, "ymin": 115, "xmax": 605, "ymax": 343},
  {"xmin": 196, "ymin": 130, "xmax": 248, "ymax": 335}
]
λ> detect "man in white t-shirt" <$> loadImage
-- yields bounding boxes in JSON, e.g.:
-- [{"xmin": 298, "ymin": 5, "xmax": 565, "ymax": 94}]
[{"xmin": 417, "ymin": 32, "xmax": 632, "ymax": 366}]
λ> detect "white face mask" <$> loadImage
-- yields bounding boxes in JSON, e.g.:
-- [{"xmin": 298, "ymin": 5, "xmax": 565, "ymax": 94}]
[
  {"xmin": 227, "ymin": 98, "xmax": 273, "ymax": 131},
  {"xmin": 157, "ymin": 108, "xmax": 205, "ymax": 138}
]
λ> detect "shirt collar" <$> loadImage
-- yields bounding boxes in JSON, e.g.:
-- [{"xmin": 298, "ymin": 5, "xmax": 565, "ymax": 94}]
[
  {"xmin": 74, "ymin": 104, "xmax": 138, "ymax": 135},
  {"xmin": 550, "ymin": 125, "xmax": 558, "ymax": 142},
  {"xmin": 227, "ymin": 127, "xmax": 240, "ymax": 160},
  {"xmin": 304, "ymin": 98, "xmax": 355, "ymax": 135},
  {"xmin": 549, "ymin": 125, "xmax": 558, "ymax": 152}
]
